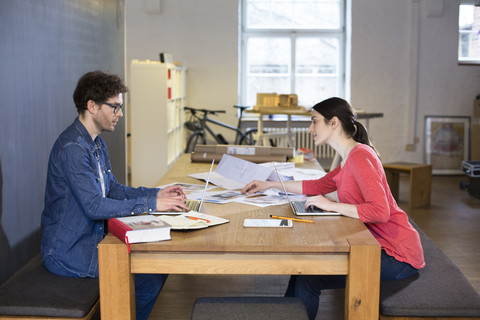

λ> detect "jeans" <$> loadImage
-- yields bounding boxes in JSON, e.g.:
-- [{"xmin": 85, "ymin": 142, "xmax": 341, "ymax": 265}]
[
  {"xmin": 135, "ymin": 274, "xmax": 168, "ymax": 320},
  {"xmin": 285, "ymin": 250, "xmax": 418, "ymax": 320}
]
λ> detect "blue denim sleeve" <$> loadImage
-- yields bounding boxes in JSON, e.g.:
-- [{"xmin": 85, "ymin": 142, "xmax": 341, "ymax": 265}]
[{"xmin": 62, "ymin": 143, "xmax": 157, "ymax": 219}]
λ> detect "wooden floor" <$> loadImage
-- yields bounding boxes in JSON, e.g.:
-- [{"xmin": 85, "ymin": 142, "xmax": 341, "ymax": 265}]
[{"xmin": 149, "ymin": 175, "xmax": 480, "ymax": 320}]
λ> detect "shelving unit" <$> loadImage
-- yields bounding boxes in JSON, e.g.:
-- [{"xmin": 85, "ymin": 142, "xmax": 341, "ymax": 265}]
[{"xmin": 128, "ymin": 59, "xmax": 186, "ymax": 187}]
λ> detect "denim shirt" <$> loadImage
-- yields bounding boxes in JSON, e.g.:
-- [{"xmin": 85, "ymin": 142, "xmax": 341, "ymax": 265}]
[{"xmin": 41, "ymin": 118, "xmax": 159, "ymax": 278}]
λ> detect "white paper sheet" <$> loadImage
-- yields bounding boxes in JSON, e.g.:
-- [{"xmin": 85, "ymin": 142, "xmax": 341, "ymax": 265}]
[{"xmin": 188, "ymin": 154, "xmax": 274, "ymax": 190}]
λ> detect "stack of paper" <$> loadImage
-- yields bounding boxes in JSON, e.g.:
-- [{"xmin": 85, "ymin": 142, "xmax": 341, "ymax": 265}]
[{"xmin": 157, "ymin": 211, "xmax": 229, "ymax": 230}]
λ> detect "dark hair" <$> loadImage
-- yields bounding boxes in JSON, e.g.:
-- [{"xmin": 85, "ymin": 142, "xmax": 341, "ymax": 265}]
[
  {"xmin": 73, "ymin": 70, "xmax": 128, "ymax": 114},
  {"xmin": 312, "ymin": 97, "xmax": 379, "ymax": 156}
]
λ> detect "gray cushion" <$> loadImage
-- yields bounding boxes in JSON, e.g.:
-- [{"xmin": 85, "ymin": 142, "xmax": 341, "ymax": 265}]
[
  {"xmin": 191, "ymin": 297, "xmax": 309, "ymax": 320},
  {"xmin": 380, "ymin": 219, "xmax": 480, "ymax": 317},
  {"xmin": 0, "ymin": 254, "xmax": 99, "ymax": 318}
]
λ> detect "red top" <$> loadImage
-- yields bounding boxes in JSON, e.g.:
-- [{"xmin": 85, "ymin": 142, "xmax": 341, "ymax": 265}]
[{"xmin": 303, "ymin": 144, "xmax": 425, "ymax": 269}]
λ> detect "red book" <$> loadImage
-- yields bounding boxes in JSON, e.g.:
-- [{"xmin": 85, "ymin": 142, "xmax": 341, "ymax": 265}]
[{"xmin": 108, "ymin": 215, "xmax": 171, "ymax": 248}]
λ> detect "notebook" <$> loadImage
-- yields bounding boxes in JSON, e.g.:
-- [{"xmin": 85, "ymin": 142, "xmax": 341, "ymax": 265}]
[
  {"xmin": 153, "ymin": 160, "xmax": 214, "ymax": 215},
  {"xmin": 273, "ymin": 163, "xmax": 340, "ymax": 216}
]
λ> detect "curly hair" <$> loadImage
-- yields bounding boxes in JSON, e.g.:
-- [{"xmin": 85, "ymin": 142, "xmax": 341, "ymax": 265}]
[{"xmin": 73, "ymin": 70, "xmax": 128, "ymax": 114}]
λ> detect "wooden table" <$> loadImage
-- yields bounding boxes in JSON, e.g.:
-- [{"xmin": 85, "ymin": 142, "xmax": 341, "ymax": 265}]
[{"xmin": 98, "ymin": 155, "xmax": 381, "ymax": 320}]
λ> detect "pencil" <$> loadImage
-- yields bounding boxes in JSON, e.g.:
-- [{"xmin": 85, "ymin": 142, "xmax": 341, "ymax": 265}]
[{"xmin": 270, "ymin": 215, "xmax": 314, "ymax": 223}]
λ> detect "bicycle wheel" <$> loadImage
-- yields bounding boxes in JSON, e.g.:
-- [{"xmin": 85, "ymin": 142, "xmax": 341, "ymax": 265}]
[
  {"xmin": 185, "ymin": 132, "xmax": 204, "ymax": 153},
  {"xmin": 239, "ymin": 129, "xmax": 257, "ymax": 145}
]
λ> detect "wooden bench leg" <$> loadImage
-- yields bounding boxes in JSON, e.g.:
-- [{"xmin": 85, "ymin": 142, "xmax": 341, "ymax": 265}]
[{"xmin": 409, "ymin": 165, "xmax": 432, "ymax": 209}]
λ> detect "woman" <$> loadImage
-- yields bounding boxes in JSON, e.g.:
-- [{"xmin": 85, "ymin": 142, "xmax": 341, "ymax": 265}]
[{"xmin": 241, "ymin": 97, "xmax": 424, "ymax": 320}]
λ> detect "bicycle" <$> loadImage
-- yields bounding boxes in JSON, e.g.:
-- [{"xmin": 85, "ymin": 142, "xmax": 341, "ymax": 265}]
[{"xmin": 184, "ymin": 105, "xmax": 259, "ymax": 153}]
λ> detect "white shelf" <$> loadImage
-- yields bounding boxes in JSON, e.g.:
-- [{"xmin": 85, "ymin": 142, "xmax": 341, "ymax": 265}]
[{"xmin": 129, "ymin": 59, "xmax": 186, "ymax": 187}]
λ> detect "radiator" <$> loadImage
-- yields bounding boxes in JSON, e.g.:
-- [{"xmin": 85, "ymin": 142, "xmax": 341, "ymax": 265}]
[{"xmin": 263, "ymin": 127, "xmax": 335, "ymax": 159}]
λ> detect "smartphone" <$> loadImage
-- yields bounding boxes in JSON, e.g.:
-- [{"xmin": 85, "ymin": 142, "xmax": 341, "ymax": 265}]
[{"xmin": 243, "ymin": 219, "xmax": 293, "ymax": 228}]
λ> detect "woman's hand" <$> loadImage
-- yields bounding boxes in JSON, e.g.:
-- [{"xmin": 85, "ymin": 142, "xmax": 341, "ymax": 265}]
[
  {"xmin": 157, "ymin": 185, "xmax": 186, "ymax": 199},
  {"xmin": 305, "ymin": 195, "xmax": 334, "ymax": 211},
  {"xmin": 241, "ymin": 180, "xmax": 273, "ymax": 195},
  {"xmin": 305, "ymin": 195, "xmax": 360, "ymax": 219}
]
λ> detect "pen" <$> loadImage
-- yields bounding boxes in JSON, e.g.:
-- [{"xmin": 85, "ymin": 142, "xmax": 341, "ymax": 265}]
[
  {"xmin": 270, "ymin": 215, "xmax": 314, "ymax": 224},
  {"xmin": 185, "ymin": 216, "xmax": 211, "ymax": 223}
]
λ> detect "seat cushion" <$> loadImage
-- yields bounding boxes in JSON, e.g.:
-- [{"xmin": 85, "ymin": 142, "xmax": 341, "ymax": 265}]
[
  {"xmin": 380, "ymin": 220, "xmax": 480, "ymax": 317},
  {"xmin": 191, "ymin": 296, "xmax": 309, "ymax": 320},
  {"xmin": 0, "ymin": 255, "xmax": 99, "ymax": 318}
]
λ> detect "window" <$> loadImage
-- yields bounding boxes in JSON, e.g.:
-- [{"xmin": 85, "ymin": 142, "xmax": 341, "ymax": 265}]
[
  {"xmin": 458, "ymin": 3, "xmax": 480, "ymax": 64},
  {"xmin": 240, "ymin": 0, "xmax": 346, "ymax": 108}
]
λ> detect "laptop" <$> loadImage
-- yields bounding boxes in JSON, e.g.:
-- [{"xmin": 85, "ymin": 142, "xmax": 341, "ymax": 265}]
[
  {"xmin": 272, "ymin": 163, "xmax": 340, "ymax": 216},
  {"xmin": 153, "ymin": 160, "xmax": 214, "ymax": 215}
]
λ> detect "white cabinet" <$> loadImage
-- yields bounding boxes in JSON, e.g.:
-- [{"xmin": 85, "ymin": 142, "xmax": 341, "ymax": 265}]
[{"xmin": 129, "ymin": 59, "xmax": 186, "ymax": 187}]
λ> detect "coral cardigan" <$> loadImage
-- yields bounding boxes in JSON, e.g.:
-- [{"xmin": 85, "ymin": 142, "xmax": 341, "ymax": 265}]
[{"xmin": 303, "ymin": 144, "xmax": 425, "ymax": 269}]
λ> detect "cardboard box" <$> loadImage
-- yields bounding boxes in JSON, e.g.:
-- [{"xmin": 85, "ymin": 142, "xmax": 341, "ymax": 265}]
[
  {"xmin": 472, "ymin": 124, "xmax": 480, "ymax": 160},
  {"xmin": 256, "ymin": 93, "xmax": 279, "ymax": 107},
  {"xmin": 191, "ymin": 144, "xmax": 295, "ymax": 163}
]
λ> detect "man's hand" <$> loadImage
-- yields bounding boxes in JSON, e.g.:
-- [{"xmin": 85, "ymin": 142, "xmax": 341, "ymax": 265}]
[
  {"xmin": 156, "ymin": 195, "xmax": 189, "ymax": 212},
  {"xmin": 158, "ymin": 185, "xmax": 186, "ymax": 199}
]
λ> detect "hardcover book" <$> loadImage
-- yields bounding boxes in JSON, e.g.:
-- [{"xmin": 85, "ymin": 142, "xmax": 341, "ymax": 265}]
[{"xmin": 108, "ymin": 215, "xmax": 172, "ymax": 245}]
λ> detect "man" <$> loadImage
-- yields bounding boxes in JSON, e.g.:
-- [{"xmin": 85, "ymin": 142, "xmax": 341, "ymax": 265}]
[{"xmin": 41, "ymin": 70, "xmax": 188, "ymax": 320}]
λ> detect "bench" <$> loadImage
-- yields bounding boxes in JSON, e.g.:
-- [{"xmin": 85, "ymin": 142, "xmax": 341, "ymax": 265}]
[
  {"xmin": 378, "ymin": 219, "xmax": 480, "ymax": 319},
  {"xmin": 383, "ymin": 162, "xmax": 432, "ymax": 208},
  {"xmin": 191, "ymin": 297, "xmax": 309, "ymax": 320},
  {"xmin": 263, "ymin": 219, "xmax": 480, "ymax": 320},
  {"xmin": 0, "ymin": 255, "xmax": 99, "ymax": 320}
]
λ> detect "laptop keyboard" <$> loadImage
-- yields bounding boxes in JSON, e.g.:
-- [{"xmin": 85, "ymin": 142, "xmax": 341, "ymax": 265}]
[
  {"xmin": 186, "ymin": 199, "xmax": 201, "ymax": 212},
  {"xmin": 166, "ymin": 199, "xmax": 201, "ymax": 212},
  {"xmin": 292, "ymin": 201, "xmax": 324, "ymax": 213}
]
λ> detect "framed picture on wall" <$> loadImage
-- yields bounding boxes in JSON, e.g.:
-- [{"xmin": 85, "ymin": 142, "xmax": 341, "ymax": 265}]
[{"xmin": 425, "ymin": 116, "xmax": 470, "ymax": 175}]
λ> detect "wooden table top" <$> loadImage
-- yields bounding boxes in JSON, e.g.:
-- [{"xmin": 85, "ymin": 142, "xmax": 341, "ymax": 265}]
[{"xmin": 130, "ymin": 154, "xmax": 376, "ymax": 254}]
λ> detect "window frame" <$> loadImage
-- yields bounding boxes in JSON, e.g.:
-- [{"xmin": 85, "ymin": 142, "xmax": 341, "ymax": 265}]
[
  {"xmin": 239, "ymin": 0, "xmax": 346, "ymax": 107},
  {"xmin": 458, "ymin": 2, "xmax": 480, "ymax": 65}
]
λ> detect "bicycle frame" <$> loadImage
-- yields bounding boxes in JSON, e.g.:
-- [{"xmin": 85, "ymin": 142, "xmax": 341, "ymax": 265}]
[
  {"xmin": 184, "ymin": 106, "xmax": 258, "ymax": 153},
  {"xmin": 203, "ymin": 115, "xmax": 248, "ymax": 145}
]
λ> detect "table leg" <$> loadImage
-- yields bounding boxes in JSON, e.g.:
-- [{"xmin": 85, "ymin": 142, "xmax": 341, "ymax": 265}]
[
  {"xmin": 98, "ymin": 235, "xmax": 136, "ymax": 320},
  {"xmin": 255, "ymin": 115, "xmax": 265, "ymax": 146},
  {"xmin": 345, "ymin": 236, "xmax": 380, "ymax": 320}
]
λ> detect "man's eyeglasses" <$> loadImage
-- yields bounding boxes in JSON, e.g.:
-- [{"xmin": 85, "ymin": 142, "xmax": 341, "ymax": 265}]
[{"xmin": 101, "ymin": 102, "xmax": 123, "ymax": 114}]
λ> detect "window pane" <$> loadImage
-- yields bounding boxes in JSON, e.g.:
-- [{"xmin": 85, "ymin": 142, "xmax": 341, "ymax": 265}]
[
  {"xmin": 246, "ymin": 0, "xmax": 341, "ymax": 29},
  {"xmin": 296, "ymin": 76, "xmax": 337, "ymax": 107},
  {"xmin": 458, "ymin": 5, "xmax": 480, "ymax": 63},
  {"xmin": 296, "ymin": 37, "xmax": 338, "ymax": 74},
  {"xmin": 246, "ymin": 37, "xmax": 291, "ymax": 105},
  {"xmin": 295, "ymin": 37, "xmax": 339, "ymax": 106}
]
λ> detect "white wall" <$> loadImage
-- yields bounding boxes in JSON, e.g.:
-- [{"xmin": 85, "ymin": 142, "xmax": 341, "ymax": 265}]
[
  {"xmin": 126, "ymin": 0, "xmax": 480, "ymax": 163},
  {"xmin": 351, "ymin": 0, "xmax": 480, "ymax": 162},
  {"xmin": 126, "ymin": 0, "xmax": 239, "ymax": 142}
]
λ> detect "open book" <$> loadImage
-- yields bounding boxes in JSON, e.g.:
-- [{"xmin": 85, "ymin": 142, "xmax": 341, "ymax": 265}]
[{"xmin": 156, "ymin": 211, "xmax": 229, "ymax": 230}]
